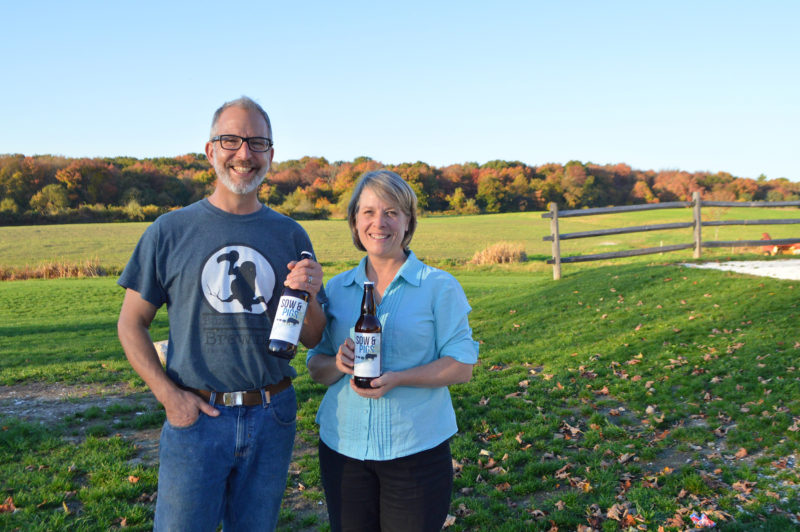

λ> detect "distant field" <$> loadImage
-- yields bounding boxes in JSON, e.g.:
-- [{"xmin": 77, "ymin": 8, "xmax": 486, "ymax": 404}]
[{"xmin": 0, "ymin": 207, "xmax": 797, "ymax": 273}]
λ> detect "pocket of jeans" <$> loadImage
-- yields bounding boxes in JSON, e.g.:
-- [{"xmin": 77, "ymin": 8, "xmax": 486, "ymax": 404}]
[
  {"xmin": 165, "ymin": 412, "xmax": 205, "ymax": 431},
  {"xmin": 269, "ymin": 389, "xmax": 297, "ymax": 426}
]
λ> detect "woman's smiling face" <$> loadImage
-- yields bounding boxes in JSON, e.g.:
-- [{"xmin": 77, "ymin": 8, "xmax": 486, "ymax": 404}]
[{"xmin": 355, "ymin": 186, "xmax": 409, "ymax": 261}]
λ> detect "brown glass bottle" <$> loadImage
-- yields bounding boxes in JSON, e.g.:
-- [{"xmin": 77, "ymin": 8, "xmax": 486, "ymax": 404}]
[
  {"xmin": 268, "ymin": 251, "xmax": 314, "ymax": 359},
  {"xmin": 353, "ymin": 281, "xmax": 381, "ymax": 388}
]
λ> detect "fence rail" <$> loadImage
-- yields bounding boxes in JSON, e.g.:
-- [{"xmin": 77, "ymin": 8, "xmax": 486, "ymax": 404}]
[{"xmin": 543, "ymin": 191, "xmax": 800, "ymax": 280}]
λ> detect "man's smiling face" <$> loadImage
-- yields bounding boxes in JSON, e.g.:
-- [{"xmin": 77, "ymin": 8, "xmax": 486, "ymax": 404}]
[{"xmin": 205, "ymin": 106, "xmax": 273, "ymax": 195}]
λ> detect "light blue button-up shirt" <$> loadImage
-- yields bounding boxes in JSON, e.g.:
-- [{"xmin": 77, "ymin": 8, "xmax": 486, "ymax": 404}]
[{"xmin": 307, "ymin": 251, "xmax": 479, "ymax": 461}]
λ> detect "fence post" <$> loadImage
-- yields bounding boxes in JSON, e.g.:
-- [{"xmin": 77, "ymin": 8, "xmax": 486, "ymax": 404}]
[
  {"xmin": 550, "ymin": 202, "xmax": 561, "ymax": 280},
  {"xmin": 693, "ymin": 191, "xmax": 702, "ymax": 258}
]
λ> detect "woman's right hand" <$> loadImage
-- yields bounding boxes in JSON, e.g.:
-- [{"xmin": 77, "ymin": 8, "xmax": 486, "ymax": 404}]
[{"xmin": 336, "ymin": 338, "xmax": 356, "ymax": 375}]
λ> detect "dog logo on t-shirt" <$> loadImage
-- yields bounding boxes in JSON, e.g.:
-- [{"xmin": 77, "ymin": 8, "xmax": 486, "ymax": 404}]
[{"xmin": 201, "ymin": 246, "xmax": 275, "ymax": 314}]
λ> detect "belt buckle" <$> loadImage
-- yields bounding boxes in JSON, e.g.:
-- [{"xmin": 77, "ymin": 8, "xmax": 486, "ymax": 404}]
[{"xmin": 222, "ymin": 391, "xmax": 244, "ymax": 406}]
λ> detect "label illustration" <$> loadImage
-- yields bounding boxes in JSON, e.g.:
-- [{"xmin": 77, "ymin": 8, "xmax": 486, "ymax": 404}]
[
  {"xmin": 269, "ymin": 296, "xmax": 308, "ymax": 344},
  {"xmin": 354, "ymin": 332, "xmax": 381, "ymax": 378}
]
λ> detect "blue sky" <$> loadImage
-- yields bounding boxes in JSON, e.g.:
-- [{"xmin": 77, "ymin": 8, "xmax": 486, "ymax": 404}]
[{"xmin": 2, "ymin": 1, "xmax": 798, "ymax": 180}]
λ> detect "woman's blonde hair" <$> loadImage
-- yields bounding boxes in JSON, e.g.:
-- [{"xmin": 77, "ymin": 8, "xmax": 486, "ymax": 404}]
[{"xmin": 347, "ymin": 170, "xmax": 418, "ymax": 252}]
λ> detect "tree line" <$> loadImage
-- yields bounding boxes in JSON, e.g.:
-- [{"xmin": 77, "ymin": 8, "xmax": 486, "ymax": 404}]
[{"xmin": 1, "ymin": 153, "xmax": 798, "ymax": 225}]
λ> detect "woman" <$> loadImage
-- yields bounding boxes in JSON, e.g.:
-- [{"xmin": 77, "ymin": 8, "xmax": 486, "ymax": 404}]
[{"xmin": 307, "ymin": 170, "xmax": 479, "ymax": 532}]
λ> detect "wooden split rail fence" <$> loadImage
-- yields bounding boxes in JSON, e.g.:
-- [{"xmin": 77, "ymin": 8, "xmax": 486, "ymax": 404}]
[{"xmin": 543, "ymin": 191, "xmax": 800, "ymax": 280}]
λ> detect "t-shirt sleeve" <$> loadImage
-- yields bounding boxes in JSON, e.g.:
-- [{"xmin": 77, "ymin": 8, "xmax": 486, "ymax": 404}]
[
  {"xmin": 117, "ymin": 223, "xmax": 167, "ymax": 308},
  {"xmin": 433, "ymin": 275, "xmax": 479, "ymax": 364}
]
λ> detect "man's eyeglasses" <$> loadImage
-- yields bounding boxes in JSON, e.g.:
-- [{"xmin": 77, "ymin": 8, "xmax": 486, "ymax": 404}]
[{"xmin": 211, "ymin": 134, "xmax": 273, "ymax": 152}]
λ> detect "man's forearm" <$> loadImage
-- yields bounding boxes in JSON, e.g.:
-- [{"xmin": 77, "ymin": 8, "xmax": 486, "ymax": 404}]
[
  {"xmin": 118, "ymin": 321, "xmax": 180, "ymax": 404},
  {"xmin": 300, "ymin": 296, "xmax": 326, "ymax": 348}
]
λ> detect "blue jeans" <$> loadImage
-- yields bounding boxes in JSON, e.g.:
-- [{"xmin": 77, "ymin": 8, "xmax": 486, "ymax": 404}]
[{"xmin": 154, "ymin": 386, "xmax": 297, "ymax": 532}]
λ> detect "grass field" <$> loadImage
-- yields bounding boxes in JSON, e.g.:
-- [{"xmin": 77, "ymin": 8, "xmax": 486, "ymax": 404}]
[
  {"xmin": 1, "ymin": 207, "xmax": 798, "ymax": 272},
  {"xmin": 1, "ymin": 210, "xmax": 799, "ymax": 530}
]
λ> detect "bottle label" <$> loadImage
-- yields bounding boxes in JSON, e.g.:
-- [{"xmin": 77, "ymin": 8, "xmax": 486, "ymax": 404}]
[
  {"xmin": 269, "ymin": 296, "xmax": 308, "ymax": 344},
  {"xmin": 354, "ymin": 332, "xmax": 381, "ymax": 378}
]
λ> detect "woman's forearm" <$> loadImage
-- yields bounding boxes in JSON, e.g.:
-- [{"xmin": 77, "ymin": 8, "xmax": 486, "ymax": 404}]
[{"xmin": 307, "ymin": 353, "xmax": 346, "ymax": 386}]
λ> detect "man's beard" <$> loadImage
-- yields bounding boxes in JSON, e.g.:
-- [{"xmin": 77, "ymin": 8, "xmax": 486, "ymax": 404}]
[{"xmin": 215, "ymin": 161, "xmax": 269, "ymax": 196}]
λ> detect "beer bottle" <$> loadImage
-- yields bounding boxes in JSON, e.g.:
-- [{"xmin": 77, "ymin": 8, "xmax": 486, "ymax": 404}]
[
  {"xmin": 268, "ymin": 251, "xmax": 314, "ymax": 359},
  {"xmin": 354, "ymin": 281, "xmax": 381, "ymax": 388}
]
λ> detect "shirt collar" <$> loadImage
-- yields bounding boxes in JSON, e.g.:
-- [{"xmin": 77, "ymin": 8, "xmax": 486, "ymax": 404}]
[{"xmin": 342, "ymin": 251, "xmax": 423, "ymax": 288}]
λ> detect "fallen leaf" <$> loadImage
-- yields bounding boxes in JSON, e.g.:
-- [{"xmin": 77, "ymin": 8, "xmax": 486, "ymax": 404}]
[
  {"xmin": 607, "ymin": 503, "xmax": 627, "ymax": 521},
  {"xmin": 617, "ymin": 452, "xmax": 635, "ymax": 464},
  {"xmin": 528, "ymin": 508, "xmax": 546, "ymax": 519},
  {"xmin": 734, "ymin": 447, "xmax": 748, "ymax": 459},
  {"xmin": 732, "ymin": 480, "xmax": 756, "ymax": 493},
  {"xmin": 442, "ymin": 514, "xmax": 456, "ymax": 528},
  {"xmin": 0, "ymin": 497, "xmax": 16, "ymax": 513},
  {"xmin": 128, "ymin": 475, "xmax": 139, "ymax": 484}
]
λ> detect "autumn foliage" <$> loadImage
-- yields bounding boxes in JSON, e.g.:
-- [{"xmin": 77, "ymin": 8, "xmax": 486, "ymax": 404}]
[{"xmin": 1, "ymin": 153, "xmax": 798, "ymax": 225}]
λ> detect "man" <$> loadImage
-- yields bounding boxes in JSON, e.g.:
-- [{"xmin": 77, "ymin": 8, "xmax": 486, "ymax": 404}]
[{"xmin": 117, "ymin": 96, "xmax": 326, "ymax": 531}]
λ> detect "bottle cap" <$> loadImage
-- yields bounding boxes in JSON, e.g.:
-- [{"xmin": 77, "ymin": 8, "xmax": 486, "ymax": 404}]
[
  {"xmin": 300, "ymin": 251, "xmax": 313, "ymax": 260},
  {"xmin": 364, "ymin": 281, "xmax": 374, "ymax": 286}
]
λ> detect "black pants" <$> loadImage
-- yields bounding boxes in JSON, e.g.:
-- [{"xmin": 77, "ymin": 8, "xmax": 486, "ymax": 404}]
[{"xmin": 319, "ymin": 439, "xmax": 453, "ymax": 532}]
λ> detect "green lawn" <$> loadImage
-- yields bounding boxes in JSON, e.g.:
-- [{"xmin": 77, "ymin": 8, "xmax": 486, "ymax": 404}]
[
  {"xmin": 1, "ymin": 210, "xmax": 799, "ymax": 530},
  {"xmin": 2, "ymin": 262, "xmax": 799, "ymax": 530}
]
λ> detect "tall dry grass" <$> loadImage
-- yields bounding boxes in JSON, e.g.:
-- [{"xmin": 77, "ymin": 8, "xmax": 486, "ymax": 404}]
[
  {"xmin": 0, "ymin": 259, "xmax": 109, "ymax": 281},
  {"xmin": 469, "ymin": 241, "xmax": 527, "ymax": 265}
]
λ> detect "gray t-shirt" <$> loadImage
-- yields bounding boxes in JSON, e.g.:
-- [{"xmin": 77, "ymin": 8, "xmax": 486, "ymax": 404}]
[{"xmin": 118, "ymin": 198, "xmax": 323, "ymax": 391}]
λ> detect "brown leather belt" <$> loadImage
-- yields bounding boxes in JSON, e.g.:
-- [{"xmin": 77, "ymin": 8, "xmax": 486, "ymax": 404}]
[{"xmin": 188, "ymin": 377, "xmax": 291, "ymax": 406}]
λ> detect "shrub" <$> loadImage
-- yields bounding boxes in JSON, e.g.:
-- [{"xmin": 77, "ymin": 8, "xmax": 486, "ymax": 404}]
[
  {"xmin": 124, "ymin": 199, "xmax": 145, "ymax": 221},
  {"xmin": 142, "ymin": 204, "xmax": 164, "ymax": 219},
  {"xmin": 0, "ymin": 198, "xmax": 20, "ymax": 213},
  {"xmin": 29, "ymin": 184, "xmax": 69, "ymax": 214},
  {"xmin": 469, "ymin": 241, "xmax": 527, "ymax": 265}
]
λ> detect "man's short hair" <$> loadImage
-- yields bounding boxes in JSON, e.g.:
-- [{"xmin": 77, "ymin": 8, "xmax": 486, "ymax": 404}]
[{"xmin": 210, "ymin": 96, "xmax": 272, "ymax": 138}]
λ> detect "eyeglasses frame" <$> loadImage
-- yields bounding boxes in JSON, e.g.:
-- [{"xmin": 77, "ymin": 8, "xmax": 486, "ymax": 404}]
[{"xmin": 210, "ymin": 134, "xmax": 274, "ymax": 152}]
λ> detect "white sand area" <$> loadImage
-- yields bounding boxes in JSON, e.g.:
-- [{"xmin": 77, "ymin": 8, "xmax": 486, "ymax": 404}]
[{"xmin": 682, "ymin": 259, "xmax": 800, "ymax": 281}]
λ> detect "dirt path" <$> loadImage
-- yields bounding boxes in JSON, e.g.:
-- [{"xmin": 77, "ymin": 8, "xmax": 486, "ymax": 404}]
[{"xmin": 0, "ymin": 382, "xmax": 328, "ymax": 531}]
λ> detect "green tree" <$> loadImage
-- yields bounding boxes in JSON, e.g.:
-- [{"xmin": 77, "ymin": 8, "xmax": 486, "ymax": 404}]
[
  {"xmin": 0, "ymin": 197, "xmax": 19, "ymax": 213},
  {"xmin": 447, "ymin": 187, "xmax": 480, "ymax": 214},
  {"xmin": 29, "ymin": 184, "xmax": 69, "ymax": 214},
  {"xmin": 476, "ymin": 173, "xmax": 505, "ymax": 213},
  {"xmin": 447, "ymin": 187, "xmax": 468, "ymax": 211}
]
